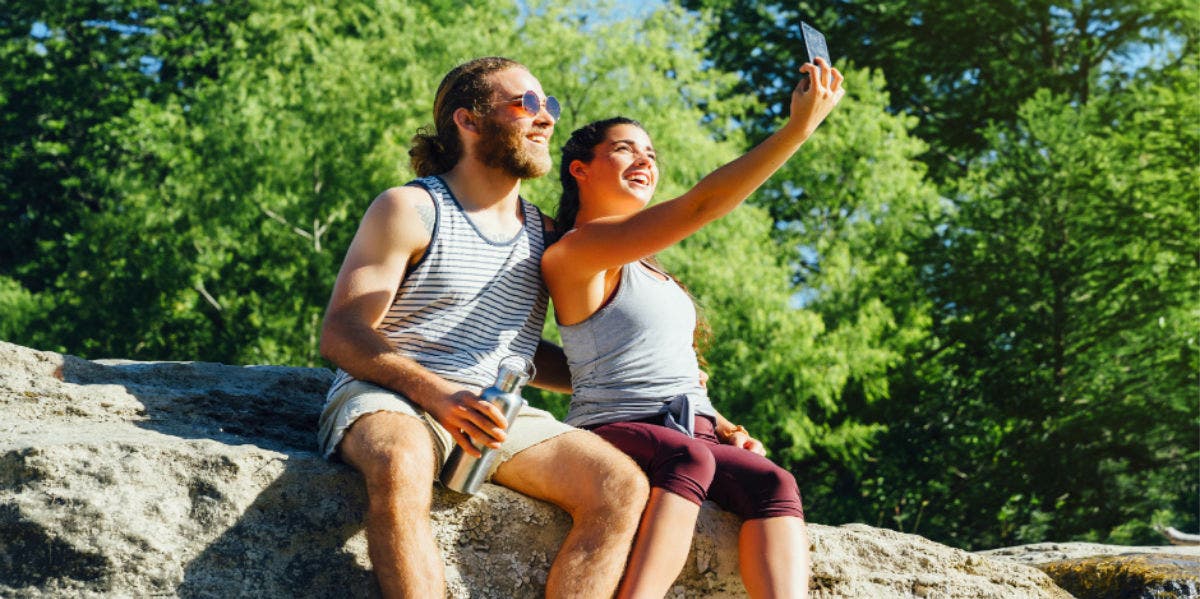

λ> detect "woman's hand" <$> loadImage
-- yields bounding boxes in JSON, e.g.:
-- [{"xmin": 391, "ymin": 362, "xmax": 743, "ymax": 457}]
[
  {"xmin": 720, "ymin": 424, "xmax": 767, "ymax": 456},
  {"xmin": 786, "ymin": 56, "xmax": 845, "ymax": 139}
]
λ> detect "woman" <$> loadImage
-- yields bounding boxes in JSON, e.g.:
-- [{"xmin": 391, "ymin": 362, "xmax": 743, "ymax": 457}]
[{"xmin": 541, "ymin": 58, "xmax": 844, "ymax": 598}]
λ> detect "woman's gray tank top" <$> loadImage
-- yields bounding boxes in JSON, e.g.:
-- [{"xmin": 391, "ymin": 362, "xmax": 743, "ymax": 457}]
[{"xmin": 560, "ymin": 262, "xmax": 715, "ymax": 429}]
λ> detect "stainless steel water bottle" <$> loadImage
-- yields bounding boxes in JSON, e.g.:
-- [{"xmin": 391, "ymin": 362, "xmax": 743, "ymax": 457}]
[{"xmin": 439, "ymin": 356, "xmax": 535, "ymax": 495}]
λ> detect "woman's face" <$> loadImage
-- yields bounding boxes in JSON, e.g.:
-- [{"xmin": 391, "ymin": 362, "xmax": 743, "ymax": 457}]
[{"xmin": 577, "ymin": 123, "xmax": 658, "ymax": 207}]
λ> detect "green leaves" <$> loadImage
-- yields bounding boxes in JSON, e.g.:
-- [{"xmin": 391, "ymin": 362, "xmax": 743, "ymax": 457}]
[
  {"xmin": 3, "ymin": 0, "xmax": 1193, "ymax": 551},
  {"xmin": 675, "ymin": 0, "xmax": 1196, "ymax": 548},
  {"xmin": 882, "ymin": 62, "xmax": 1199, "ymax": 547},
  {"xmin": 0, "ymin": 0, "xmax": 244, "ymax": 290}
]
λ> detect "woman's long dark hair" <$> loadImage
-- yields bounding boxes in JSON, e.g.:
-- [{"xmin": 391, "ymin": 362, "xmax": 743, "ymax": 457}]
[
  {"xmin": 555, "ymin": 116, "xmax": 641, "ymax": 232},
  {"xmin": 409, "ymin": 56, "xmax": 524, "ymax": 177},
  {"xmin": 555, "ymin": 117, "xmax": 713, "ymax": 362}
]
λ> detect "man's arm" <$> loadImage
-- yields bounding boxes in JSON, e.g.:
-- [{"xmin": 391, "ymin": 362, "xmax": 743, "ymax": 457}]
[
  {"xmin": 319, "ymin": 186, "xmax": 508, "ymax": 456},
  {"xmin": 530, "ymin": 339, "xmax": 572, "ymax": 394},
  {"xmin": 529, "ymin": 213, "xmax": 573, "ymax": 395}
]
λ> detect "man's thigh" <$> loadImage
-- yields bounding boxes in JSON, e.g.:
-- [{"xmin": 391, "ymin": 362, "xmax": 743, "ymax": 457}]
[
  {"xmin": 491, "ymin": 429, "xmax": 643, "ymax": 509},
  {"xmin": 338, "ymin": 411, "xmax": 441, "ymax": 487},
  {"xmin": 319, "ymin": 379, "xmax": 453, "ymax": 462}
]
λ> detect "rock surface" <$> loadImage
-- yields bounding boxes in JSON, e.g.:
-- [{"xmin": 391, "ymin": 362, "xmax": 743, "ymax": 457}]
[
  {"xmin": 1039, "ymin": 554, "xmax": 1200, "ymax": 599},
  {"xmin": 0, "ymin": 341, "xmax": 1076, "ymax": 598},
  {"xmin": 980, "ymin": 542, "xmax": 1200, "ymax": 565},
  {"xmin": 982, "ymin": 543, "xmax": 1200, "ymax": 599}
]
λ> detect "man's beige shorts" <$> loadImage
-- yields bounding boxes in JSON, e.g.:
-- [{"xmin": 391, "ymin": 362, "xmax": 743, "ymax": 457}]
[{"xmin": 317, "ymin": 379, "xmax": 574, "ymax": 481}]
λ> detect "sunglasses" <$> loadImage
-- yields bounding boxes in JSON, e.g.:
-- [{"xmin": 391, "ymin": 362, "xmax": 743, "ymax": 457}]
[{"xmin": 495, "ymin": 90, "xmax": 561, "ymax": 121}]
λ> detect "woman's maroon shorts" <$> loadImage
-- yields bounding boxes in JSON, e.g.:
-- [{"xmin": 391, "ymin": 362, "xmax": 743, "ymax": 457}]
[{"xmin": 587, "ymin": 415, "xmax": 804, "ymax": 520}]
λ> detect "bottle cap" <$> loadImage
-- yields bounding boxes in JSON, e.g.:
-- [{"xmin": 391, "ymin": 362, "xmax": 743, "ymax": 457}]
[{"xmin": 495, "ymin": 355, "xmax": 535, "ymax": 393}]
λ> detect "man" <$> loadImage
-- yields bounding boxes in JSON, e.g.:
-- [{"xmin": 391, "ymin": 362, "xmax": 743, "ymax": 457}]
[{"xmin": 317, "ymin": 57, "xmax": 649, "ymax": 598}]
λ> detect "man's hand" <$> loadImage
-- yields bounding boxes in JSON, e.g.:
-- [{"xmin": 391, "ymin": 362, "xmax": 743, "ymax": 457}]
[{"xmin": 427, "ymin": 390, "xmax": 511, "ymax": 458}]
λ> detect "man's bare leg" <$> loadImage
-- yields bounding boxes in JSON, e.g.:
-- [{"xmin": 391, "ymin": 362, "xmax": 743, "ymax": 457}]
[
  {"xmin": 493, "ymin": 430, "xmax": 649, "ymax": 599},
  {"xmin": 339, "ymin": 411, "xmax": 443, "ymax": 599}
]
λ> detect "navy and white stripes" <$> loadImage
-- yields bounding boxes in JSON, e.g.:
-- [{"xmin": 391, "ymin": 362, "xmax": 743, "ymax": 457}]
[{"xmin": 328, "ymin": 175, "xmax": 549, "ymax": 398}]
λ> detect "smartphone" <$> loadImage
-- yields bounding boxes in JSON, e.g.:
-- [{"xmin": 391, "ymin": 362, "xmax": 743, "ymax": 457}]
[{"xmin": 799, "ymin": 22, "xmax": 831, "ymax": 78}]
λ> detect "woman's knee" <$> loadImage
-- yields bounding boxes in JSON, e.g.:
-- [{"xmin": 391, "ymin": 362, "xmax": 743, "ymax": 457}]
[
  {"xmin": 717, "ymin": 461, "xmax": 804, "ymax": 520},
  {"xmin": 643, "ymin": 440, "xmax": 715, "ymax": 506},
  {"xmin": 758, "ymin": 464, "xmax": 799, "ymax": 495}
]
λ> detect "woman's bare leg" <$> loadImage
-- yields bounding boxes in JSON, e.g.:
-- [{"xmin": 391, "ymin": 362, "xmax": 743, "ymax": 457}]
[
  {"xmin": 738, "ymin": 516, "xmax": 810, "ymax": 599},
  {"xmin": 616, "ymin": 487, "xmax": 702, "ymax": 599}
]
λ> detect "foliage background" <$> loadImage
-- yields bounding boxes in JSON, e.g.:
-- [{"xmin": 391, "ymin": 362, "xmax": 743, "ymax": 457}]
[{"xmin": 2, "ymin": 0, "xmax": 1195, "ymax": 550}]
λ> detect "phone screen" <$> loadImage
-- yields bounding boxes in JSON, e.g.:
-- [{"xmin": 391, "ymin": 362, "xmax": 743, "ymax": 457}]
[{"xmin": 800, "ymin": 22, "xmax": 831, "ymax": 67}]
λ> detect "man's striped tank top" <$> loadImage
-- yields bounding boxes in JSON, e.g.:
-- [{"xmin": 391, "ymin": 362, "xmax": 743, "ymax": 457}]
[{"xmin": 327, "ymin": 175, "xmax": 549, "ymax": 398}]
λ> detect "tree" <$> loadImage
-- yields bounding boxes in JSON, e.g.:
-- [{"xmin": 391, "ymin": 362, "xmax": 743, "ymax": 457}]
[
  {"xmin": 677, "ymin": 0, "xmax": 1194, "ymax": 179},
  {"xmin": 36, "ymin": 0, "xmax": 755, "ymax": 369},
  {"xmin": 0, "ymin": 0, "xmax": 243, "ymax": 311},
  {"xmin": 673, "ymin": 0, "xmax": 1198, "ymax": 547},
  {"xmin": 40, "ymin": 0, "xmax": 502, "ymax": 363},
  {"xmin": 866, "ymin": 60, "xmax": 1199, "ymax": 548}
]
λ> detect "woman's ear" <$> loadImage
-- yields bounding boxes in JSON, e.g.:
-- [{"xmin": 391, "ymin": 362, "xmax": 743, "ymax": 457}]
[
  {"xmin": 453, "ymin": 107, "xmax": 480, "ymax": 135},
  {"xmin": 568, "ymin": 159, "xmax": 588, "ymax": 181}
]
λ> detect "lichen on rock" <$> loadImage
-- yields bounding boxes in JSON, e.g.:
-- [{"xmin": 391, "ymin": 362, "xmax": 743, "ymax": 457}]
[{"xmin": 1039, "ymin": 553, "xmax": 1200, "ymax": 599}]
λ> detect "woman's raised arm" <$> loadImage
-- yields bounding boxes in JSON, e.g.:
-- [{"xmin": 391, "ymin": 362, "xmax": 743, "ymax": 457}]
[{"xmin": 546, "ymin": 58, "xmax": 845, "ymax": 278}]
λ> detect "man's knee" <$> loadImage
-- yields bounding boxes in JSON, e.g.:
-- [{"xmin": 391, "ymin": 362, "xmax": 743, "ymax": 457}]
[
  {"xmin": 572, "ymin": 444, "xmax": 649, "ymax": 525},
  {"xmin": 606, "ymin": 451, "xmax": 651, "ymax": 504},
  {"xmin": 339, "ymin": 411, "xmax": 438, "ymax": 497}
]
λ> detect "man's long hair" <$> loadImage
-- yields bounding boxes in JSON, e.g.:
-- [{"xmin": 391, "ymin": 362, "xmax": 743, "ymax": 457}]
[{"xmin": 409, "ymin": 57, "xmax": 525, "ymax": 177}]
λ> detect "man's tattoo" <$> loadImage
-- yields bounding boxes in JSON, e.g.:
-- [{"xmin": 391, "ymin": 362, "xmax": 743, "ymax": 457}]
[{"xmin": 415, "ymin": 197, "xmax": 436, "ymax": 234}]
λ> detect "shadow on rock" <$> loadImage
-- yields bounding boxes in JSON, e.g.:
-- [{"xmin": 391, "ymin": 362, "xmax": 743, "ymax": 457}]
[
  {"xmin": 59, "ymin": 353, "xmax": 332, "ymax": 453},
  {"xmin": 175, "ymin": 457, "xmax": 379, "ymax": 598},
  {"xmin": 58, "ymin": 354, "xmax": 380, "ymax": 597}
]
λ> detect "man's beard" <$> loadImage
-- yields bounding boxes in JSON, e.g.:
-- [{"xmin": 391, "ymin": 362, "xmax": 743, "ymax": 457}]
[{"xmin": 476, "ymin": 115, "xmax": 552, "ymax": 179}]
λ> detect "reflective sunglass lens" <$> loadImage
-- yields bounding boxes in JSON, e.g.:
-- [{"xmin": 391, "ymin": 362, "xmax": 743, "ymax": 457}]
[
  {"xmin": 521, "ymin": 90, "xmax": 539, "ymax": 115},
  {"xmin": 521, "ymin": 90, "xmax": 561, "ymax": 120}
]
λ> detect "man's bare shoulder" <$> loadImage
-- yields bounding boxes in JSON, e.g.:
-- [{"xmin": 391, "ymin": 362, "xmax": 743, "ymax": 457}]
[{"xmin": 369, "ymin": 185, "xmax": 437, "ymax": 236}]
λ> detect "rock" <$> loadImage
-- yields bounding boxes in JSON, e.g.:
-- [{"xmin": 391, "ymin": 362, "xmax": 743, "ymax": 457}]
[
  {"xmin": 1039, "ymin": 554, "xmax": 1200, "ymax": 599},
  {"xmin": 980, "ymin": 542, "xmax": 1200, "ymax": 565},
  {"xmin": 809, "ymin": 524, "xmax": 1070, "ymax": 598},
  {"xmin": 982, "ymin": 543, "xmax": 1200, "ymax": 598},
  {"xmin": 1162, "ymin": 527, "xmax": 1200, "ymax": 546},
  {"xmin": 0, "ymin": 341, "xmax": 1070, "ymax": 598}
]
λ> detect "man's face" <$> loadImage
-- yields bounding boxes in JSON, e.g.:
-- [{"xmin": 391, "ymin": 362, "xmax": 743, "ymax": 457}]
[{"xmin": 475, "ymin": 68, "xmax": 554, "ymax": 179}]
